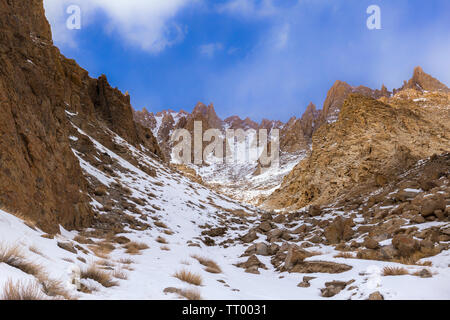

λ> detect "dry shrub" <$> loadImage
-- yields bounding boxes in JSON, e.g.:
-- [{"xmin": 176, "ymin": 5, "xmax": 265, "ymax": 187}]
[
  {"xmin": 179, "ymin": 288, "xmax": 202, "ymax": 300},
  {"xmin": 180, "ymin": 260, "xmax": 191, "ymax": 265},
  {"xmin": 29, "ymin": 246, "xmax": 43, "ymax": 256},
  {"xmin": 392, "ymin": 248, "xmax": 441, "ymax": 266},
  {"xmin": 81, "ymin": 265, "xmax": 118, "ymax": 288},
  {"xmin": 334, "ymin": 252, "xmax": 355, "ymax": 259},
  {"xmin": 124, "ymin": 242, "xmax": 149, "ymax": 255},
  {"xmin": 1, "ymin": 279, "xmax": 46, "ymax": 300},
  {"xmin": 191, "ymin": 255, "xmax": 222, "ymax": 274},
  {"xmin": 156, "ymin": 236, "xmax": 168, "ymax": 244},
  {"xmin": 73, "ymin": 235, "xmax": 93, "ymax": 245},
  {"xmin": 0, "ymin": 207, "xmax": 38, "ymax": 231},
  {"xmin": 173, "ymin": 269, "xmax": 203, "ymax": 286},
  {"xmin": 160, "ymin": 246, "xmax": 171, "ymax": 251},
  {"xmin": 154, "ymin": 221, "xmax": 168, "ymax": 229},
  {"xmin": 88, "ymin": 243, "xmax": 114, "ymax": 259},
  {"xmin": 97, "ymin": 260, "xmax": 115, "ymax": 268},
  {"xmin": 113, "ymin": 267, "xmax": 128, "ymax": 280},
  {"xmin": 39, "ymin": 276, "xmax": 73, "ymax": 300},
  {"xmin": 383, "ymin": 266, "xmax": 409, "ymax": 276},
  {"xmin": 416, "ymin": 260, "xmax": 432, "ymax": 267},
  {"xmin": 0, "ymin": 244, "xmax": 23, "ymax": 266}
]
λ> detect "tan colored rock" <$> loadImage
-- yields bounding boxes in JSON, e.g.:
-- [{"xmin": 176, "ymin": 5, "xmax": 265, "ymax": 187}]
[
  {"xmin": 392, "ymin": 234, "xmax": 419, "ymax": 257},
  {"xmin": 324, "ymin": 217, "xmax": 355, "ymax": 244}
]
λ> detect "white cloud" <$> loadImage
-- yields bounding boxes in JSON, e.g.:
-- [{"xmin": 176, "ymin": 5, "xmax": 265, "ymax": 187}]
[
  {"xmin": 199, "ymin": 42, "xmax": 223, "ymax": 58},
  {"xmin": 43, "ymin": 0, "xmax": 196, "ymax": 53}
]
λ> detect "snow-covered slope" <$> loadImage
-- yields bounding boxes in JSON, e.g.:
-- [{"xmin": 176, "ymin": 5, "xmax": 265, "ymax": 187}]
[{"xmin": 1, "ymin": 123, "xmax": 449, "ymax": 300}]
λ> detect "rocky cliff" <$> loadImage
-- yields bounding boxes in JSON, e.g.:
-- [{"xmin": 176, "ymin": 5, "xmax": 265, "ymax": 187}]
[{"xmin": 0, "ymin": 0, "xmax": 161, "ymax": 233}]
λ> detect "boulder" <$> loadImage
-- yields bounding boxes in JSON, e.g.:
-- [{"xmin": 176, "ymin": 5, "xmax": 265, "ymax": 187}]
[
  {"xmin": 420, "ymin": 196, "xmax": 446, "ymax": 217},
  {"xmin": 392, "ymin": 234, "xmax": 419, "ymax": 257},
  {"xmin": 255, "ymin": 243, "xmax": 270, "ymax": 256},
  {"xmin": 324, "ymin": 217, "xmax": 355, "ymax": 244},
  {"xmin": 284, "ymin": 246, "xmax": 311, "ymax": 270},
  {"xmin": 237, "ymin": 255, "xmax": 266, "ymax": 270},
  {"xmin": 309, "ymin": 205, "xmax": 322, "ymax": 217},
  {"xmin": 364, "ymin": 237, "xmax": 380, "ymax": 250}
]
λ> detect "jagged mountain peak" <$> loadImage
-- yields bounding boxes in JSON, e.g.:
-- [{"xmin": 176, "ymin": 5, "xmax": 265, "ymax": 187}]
[{"xmin": 398, "ymin": 65, "xmax": 449, "ymax": 92}]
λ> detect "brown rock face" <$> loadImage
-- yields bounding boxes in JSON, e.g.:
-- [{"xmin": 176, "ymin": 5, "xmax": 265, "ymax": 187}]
[
  {"xmin": 317, "ymin": 80, "xmax": 391, "ymax": 127},
  {"xmin": 324, "ymin": 217, "xmax": 355, "ymax": 244},
  {"xmin": 397, "ymin": 66, "xmax": 449, "ymax": 93},
  {"xmin": 0, "ymin": 0, "xmax": 162, "ymax": 233},
  {"xmin": 279, "ymin": 117, "xmax": 309, "ymax": 153},
  {"xmin": 0, "ymin": 0, "xmax": 93, "ymax": 233}
]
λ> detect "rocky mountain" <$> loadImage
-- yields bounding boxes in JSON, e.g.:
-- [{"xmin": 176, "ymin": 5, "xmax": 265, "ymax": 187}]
[
  {"xmin": 0, "ymin": 0, "xmax": 162, "ymax": 233},
  {"xmin": 0, "ymin": 0, "xmax": 448, "ymax": 301},
  {"xmin": 265, "ymin": 71, "xmax": 450, "ymax": 210}
]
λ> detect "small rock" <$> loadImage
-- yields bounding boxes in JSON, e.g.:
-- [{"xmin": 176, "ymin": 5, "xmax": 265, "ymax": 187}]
[
  {"xmin": 258, "ymin": 221, "xmax": 273, "ymax": 233},
  {"xmin": 94, "ymin": 186, "xmax": 108, "ymax": 196},
  {"xmin": 416, "ymin": 269, "xmax": 432, "ymax": 278},
  {"xmin": 245, "ymin": 266, "xmax": 260, "ymax": 274},
  {"xmin": 309, "ymin": 205, "xmax": 322, "ymax": 217},
  {"xmin": 364, "ymin": 237, "xmax": 380, "ymax": 250},
  {"xmin": 368, "ymin": 291, "xmax": 384, "ymax": 300},
  {"xmin": 241, "ymin": 230, "xmax": 258, "ymax": 243},
  {"xmin": 273, "ymin": 214, "xmax": 286, "ymax": 223}
]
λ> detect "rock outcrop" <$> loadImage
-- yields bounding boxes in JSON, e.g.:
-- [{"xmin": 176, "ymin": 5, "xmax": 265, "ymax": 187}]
[{"xmin": 265, "ymin": 88, "xmax": 450, "ymax": 210}]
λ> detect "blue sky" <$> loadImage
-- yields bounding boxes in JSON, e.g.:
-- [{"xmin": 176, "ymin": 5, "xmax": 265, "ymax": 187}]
[{"xmin": 44, "ymin": 0, "xmax": 450, "ymax": 122}]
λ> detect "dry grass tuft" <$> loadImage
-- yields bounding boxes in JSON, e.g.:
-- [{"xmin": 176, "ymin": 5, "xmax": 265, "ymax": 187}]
[
  {"xmin": 113, "ymin": 267, "xmax": 128, "ymax": 280},
  {"xmin": 29, "ymin": 246, "xmax": 43, "ymax": 257},
  {"xmin": 160, "ymin": 246, "xmax": 170, "ymax": 251},
  {"xmin": 383, "ymin": 266, "xmax": 409, "ymax": 276},
  {"xmin": 0, "ymin": 244, "xmax": 43, "ymax": 277},
  {"xmin": 156, "ymin": 236, "xmax": 168, "ymax": 244},
  {"xmin": 73, "ymin": 235, "xmax": 93, "ymax": 245},
  {"xmin": 124, "ymin": 242, "xmax": 149, "ymax": 255},
  {"xmin": 118, "ymin": 258, "xmax": 134, "ymax": 265},
  {"xmin": 39, "ymin": 276, "xmax": 73, "ymax": 300},
  {"xmin": 88, "ymin": 242, "xmax": 115, "ymax": 259},
  {"xmin": 173, "ymin": 269, "xmax": 203, "ymax": 286},
  {"xmin": 81, "ymin": 265, "xmax": 118, "ymax": 288},
  {"xmin": 191, "ymin": 255, "xmax": 222, "ymax": 274},
  {"xmin": 416, "ymin": 260, "xmax": 433, "ymax": 267},
  {"xmin": 179, "ymin": 288, "xmax": 202, "ymax": 300},
  {"xmin": 1, "ymin": 279, "xmax": 46, "ymax": 300}
]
